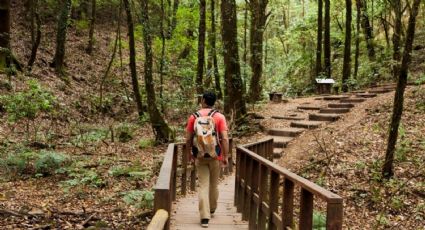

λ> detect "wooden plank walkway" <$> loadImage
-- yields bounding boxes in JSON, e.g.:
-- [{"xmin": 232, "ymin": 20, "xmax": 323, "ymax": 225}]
[{"xmin": 171, "ymin": 174, "xmax": 248, "ymax": 230}]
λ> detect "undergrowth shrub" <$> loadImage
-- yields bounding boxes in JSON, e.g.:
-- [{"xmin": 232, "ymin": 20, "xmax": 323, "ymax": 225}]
[
  {"xmin": 35, "ymin": 151, "xmax": 70, "ymax": 176},
  {"xmin": 120, "ymin": 189, "xmax": 154, "ymax": 209}
]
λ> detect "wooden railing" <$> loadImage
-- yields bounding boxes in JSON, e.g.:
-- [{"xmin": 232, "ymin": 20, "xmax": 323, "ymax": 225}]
[
  {"xmin": 235, "ymin": 138, "xmax": 343, "ymax": 230},
  {"xmin": 149, "ymin": 140, "xmax": 233, "ymax": 230}
]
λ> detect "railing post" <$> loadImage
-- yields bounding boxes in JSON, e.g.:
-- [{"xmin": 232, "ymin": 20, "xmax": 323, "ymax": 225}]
[
  {"xmin": 154, "ymin": 189, "xmax": 171, "ymax": 230},
  {"xmin": 235, "ymin": 147, "xmax": 241, "ymax": 207},
  {"xmin": 299, "ymin": 188, "xmax": 314, "ymax": 230},
  {"xmin": 248, "ymin": 160, "xmax": 259, "ymax": 230},
  {"xmin": 282, "ymin": 178, "xmax": 294, "ymax": 229},
  {"xmin": 243, "ymin": 156, "xmax": 253, "ymax": 221},
  {"xmin": 228, "ymin": 138, "xmax": 234, "ymax": 173},
  {"xmin": 172, "ymin": 145, "xmax": 178, "ymax": 201},
  {"xmin": 181, "ymin": 144, "xmax": 188, "ymax": 196},
  {"xmin": 257, "ymin": 164, "xmax": 268, "ymax": 229},
  {"xmin": 268, "ymin": 171, "xmax": 279, "ymax": 230},
  {"xmin": 326, "ymin": 201, "xmax": 343, "ymax": 230},
  {"xmin": 238, "ymin": 149, "xmax": 247, "ymax": 213}
]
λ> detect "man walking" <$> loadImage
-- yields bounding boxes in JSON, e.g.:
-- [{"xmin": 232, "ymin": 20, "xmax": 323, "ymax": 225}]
[{"xmin": 185, "ymin": 92, "xmax": 229, "ymax": 228}]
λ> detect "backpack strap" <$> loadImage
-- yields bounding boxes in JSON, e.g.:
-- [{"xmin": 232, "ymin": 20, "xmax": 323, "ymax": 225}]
[
  {"xmin": 193, "ymin": 111, "xmax": 201, "ymax": 119},
  {"xmin": 208, "ymin": 109, "xmax": 218, "ymax": 117}
]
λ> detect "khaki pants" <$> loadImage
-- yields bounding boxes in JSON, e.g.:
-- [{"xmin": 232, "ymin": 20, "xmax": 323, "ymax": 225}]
[{"xmin": 196, "ymin": 158, "xmax": 220, "ymax": 220}]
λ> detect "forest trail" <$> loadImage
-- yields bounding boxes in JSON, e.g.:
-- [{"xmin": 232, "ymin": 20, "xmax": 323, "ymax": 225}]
[
  {"xmin": 170, "ymin": 174, "xmax": 248, "ymax": 229},
  {"xmin": 169, "ymin": 83, "xmax": 398, "ymax": 229}
]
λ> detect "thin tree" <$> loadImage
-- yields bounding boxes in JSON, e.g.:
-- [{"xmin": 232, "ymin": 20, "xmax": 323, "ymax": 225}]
[
  {"xmin": 248, "ymin": 0, "xmax": 269, "ymax": 102},
  {"xmin": 323, "ymin": 0, "xmax": 331, "ymax": 78},
  {"xmin": 353, "ymin": 0, "xmax": 361, "ymax": 78},
  {"xmin": 159, "ymin": 0, "xmax": 166, "ymax": 109},
  {"xmin": 221, "ymin": 0, "xmax": 247, "ymax": 122},
  {"xmin": 315, "ymin": 0, "xmax": 323, "ymax": 78},
  {"xmin": 51, "ymin": 0, "xmax": 72, "ymax": 76},
  {"xmin": 168, "ymin": 0, "xmax": 179, "ymax": 38},
  {"xmin": 382, "ymin": 0, "xmax": 421, "ymax": 178},
  {"xmin": 123, "ymin": 0, "xmax": 144, "ymax": 117},
  {"xmin": 28, "ymin": 0, "xmax": 41, "ymax": 69},
  {"xmin": 196, "ymin": 0, "xmax": 206, "ymax": 98},
  {"xmin": 341, "ymin": 0, "xmax": 352, "ymax": 92},
  {"xmin": 0, "ymin": 0, "xmax": 10, "ymax": 72},
  {"xmin": 140, "ymin": 0, "xmax": 173, "ymax": 143},
  {"xmin": 357, "ymin": 0, "xmax": 375, "ymax": 61},
  {"xmin": 391, "ymin": 0, "xmax": 402, "ymax": 78},
  {"xmin": 86, "ymin": 0, "xmax": 96, "ymax": 54},
  {"xmin": 211, "ymin": 0, "xmax": 222, "ymax": 99}
]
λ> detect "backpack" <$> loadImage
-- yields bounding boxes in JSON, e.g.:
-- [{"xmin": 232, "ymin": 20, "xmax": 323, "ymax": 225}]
[{"xmin": 192, "ymin": 110, "xmax": 221, "ymax": 159}]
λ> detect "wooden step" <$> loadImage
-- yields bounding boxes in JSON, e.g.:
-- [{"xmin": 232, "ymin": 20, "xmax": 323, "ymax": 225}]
[
  {"xmin": 290, "ymin": 120, "xmax": 323, "ymax": 129},
  {"xmin": 352, "ymin": 90, "xmax": 366, "ymax": 93},
  {"xmin": 323, "ymin": 95, "xmax": 350, "ymax": 100},
  {"xmin": 355, "ymin": 93, "xmax": 377, "ymax": 98},
  {"xmin": 268, "ymin": 127, "xmax": 305, "ymax": 137},
  {"xmin": 271, "ymin": 115, "xmax": 304, "ymax": 120},
  {"xmin": 319, "ymin": 108, "xmax": 350, "ymax": 114},
  {"xmin": 328, "ymin": 103, "xmax": 355, "ymax": 108},
  {"xmin": 309, "ymin": 113, "xmax": 340, "ymax": 122},
  {"xmin": 273, "ymin": 148, "xmax": 284, "ymax": 158},
  {"xmin": 340, "ymin": 98, "xmax": 366, "ymax": 103},
  {"xmin": 297, "ymin": 105, "xmax": 321, "ymax": 110},
  {"xmin": 271, "ymin": 136, "xmax": 294, "ymax": 148}
]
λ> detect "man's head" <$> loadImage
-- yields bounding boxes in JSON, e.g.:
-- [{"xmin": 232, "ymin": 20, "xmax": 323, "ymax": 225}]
[{"xmin": 202, "ymin": 91, "xmax": 216, "ymax": 107}]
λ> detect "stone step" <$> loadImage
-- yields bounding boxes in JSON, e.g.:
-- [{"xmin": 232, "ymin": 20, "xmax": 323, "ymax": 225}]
[
  {"xmin": 340, "ymin": 98, "xmax": 366, "ymax": 103},
  {"xmin": 290, "ymin": 120, "xmax": 323, "ymax": 129},
  {"xmin": 271, "ymin": 136, "xmax": 294, "ymax": 148},
  {"xmin": 319, "ymin": 108, "xmax": 350, "ymax": 114},
  {"xmin": 297, "ymin": 105, "xmax": 321, "ymax": 110},
  {"xmin": 369, "ymin": 88, "xmax": 392, "ymax": 94},
  {"xmin": 268, "ymin": 127, "xmax": 305, "ymax": 137},
  {"xmin": 328, "ymin": 103, "xmax": 355, "ymax": 108},
  {"xmin": 309, "ymin": 113, "xmax": 340, "ymax": 122},
  {"xmin": 355, "ymin": 93, "xmax": 377, "ymax": 98},
  {"xmin": 323, "ymin": 95, "xmax": 350, "ymax": 100},
  {"xmin": 271, "ymin": 115, "xmax": 304, "ymax": 121},
  {"xmin": 273, "ymin": 148, "xmax": 284, "ymax": 158}
]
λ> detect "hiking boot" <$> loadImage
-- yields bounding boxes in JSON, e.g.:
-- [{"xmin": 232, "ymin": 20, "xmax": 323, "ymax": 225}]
[
  {"xmin": 210, "ymin": 210, "xmax": 215, "ymax": 217},
  {"xmin": 201, "ymin": 218, "xmax": 209, "ymax": 228}
]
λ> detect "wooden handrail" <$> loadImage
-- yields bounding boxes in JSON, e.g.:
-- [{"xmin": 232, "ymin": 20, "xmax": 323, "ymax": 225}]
[
  {"xmin": 235, "ymin": 138, "xmax": 343, "ymax": 230},
  {"xmin": 150, "ymin": 139, "xmax": 233, "ymax": 230}
]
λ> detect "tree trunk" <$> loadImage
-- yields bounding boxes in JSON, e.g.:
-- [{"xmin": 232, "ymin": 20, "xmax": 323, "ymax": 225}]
[
  {"xmin": 221, "ymin": 0, "xmax": 247, "ymax": 122},
  {"xmin": 51, "ymin": 0, "xmax": 71, "ymax": 75},
  {"xmin": 196, "ymin": 0, "xmax": 206, "ymax": 98},
  {"xmin": 392, "ymin": 0, "xmax": 402, "ymax": 79},
  {"xmin": 315, "ymin": 0, "xmax": 323, "ymax": 77},
  {"xmin": 168, "ymin": 0, "xmax": 179, "ymax": 38},
  {"xmin": 242, "ymin": 1, "xmax": 248, "ymax": 96},
  {"xmin": 141, "ymin": 0, "xmax": 173, "ymax": 143},
  {"xmin": 357, "ymin": 0, "xmax": 375, "ymax": 61},
  {"xmin": 123, "ymin": 0, "xmax": 144, "ymax": 118},
  {"xmin": 159, "ymin": 0, "xmax": 166, "ymax": 110},
  {"xmin": 323, "ymin": 0, "xmax": 331, "ymax": 78},
  {"xmin": 86, "ymin": 0, "xmax": 96, "ymax": 54},
  {"xmin": 210, "ymin": 0, "xmax": 222, "ymax": 99},
  {"xmin": 27, "ymin": 0, "xmax": 41, "ymax": 69},
  {"xmin": 354, "ymin": 0, "xmax": 360, "ymax": 78},
  {"xmin": 0, "ymin": 0, "xmax": 10, "ymax": 72},
  {"xmin": 342, "ymin": 0, "xmax": 352, "ymax": 92},
  {"xmin": 383, "ymin": 0, "xmax": 421, "ymax": 179},
  {"xmin": 248, "ymin": 0, "xmax": 269, "ymax": 102}
]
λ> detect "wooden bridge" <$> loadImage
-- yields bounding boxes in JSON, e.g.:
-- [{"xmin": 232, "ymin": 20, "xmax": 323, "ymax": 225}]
[{"xmin": 147, "ymin": 139, "xmax": 343, "ymax": 230}]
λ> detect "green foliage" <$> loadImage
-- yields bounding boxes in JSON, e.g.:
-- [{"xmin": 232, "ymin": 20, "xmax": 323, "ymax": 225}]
[
  {"xmin": 35, "ymin": 151, "xmax": 70, "ymax": 176},
  {"xmin": 108, "ymin": 163, "xmax": 151, "ymax": 181},
  {"xmin": 313, "ymin": 211, "xmax": 326, "ymax": 229},
  {"xmin": 414, "ymin": 74, "xmax": 425, "ymax": 85},
  {"xmin": 0, "ymin": 80, "xmax": 55, "ymax": 122},
  {"xmin": 61, "ymin": 167, "xmax": 106, "ymax": 190},
  {"xmin": 2, "ymin": 150, "xmax": 37, "ymax": 175},
  {"xmin": 71, "ymin": 126, "xmax": 109, "ymax": 147},
  {"xmin": 138, "ymin": 138, "xmax": 155, "ymax": 149},
  {"xmin": 75, "ymin": 19, "xmax": 89, "ymax": 33},
  {"xmin": 120, "ymin": 189, "xmax": 154, "ymax": 209},
  {"xmin": 115, "ymin": 123, "xmax": 137, "ymax": 143}
]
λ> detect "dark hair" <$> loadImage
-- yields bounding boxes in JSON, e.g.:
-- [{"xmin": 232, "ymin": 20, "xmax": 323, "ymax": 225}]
[{"xmin": 203, "ymin": 91, "xmax": 216, "ymax": 107}]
